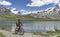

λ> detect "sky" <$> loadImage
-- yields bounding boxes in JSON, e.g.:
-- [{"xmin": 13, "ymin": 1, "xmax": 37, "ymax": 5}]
[{"xmin": 0, "ymin": 0, "xmax": 60, "ymax": 14}]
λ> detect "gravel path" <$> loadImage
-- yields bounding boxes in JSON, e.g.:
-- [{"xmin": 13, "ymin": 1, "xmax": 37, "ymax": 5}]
[{"xmin": 0, "ymin": 30, "xmax": 43, "ymax": 37}]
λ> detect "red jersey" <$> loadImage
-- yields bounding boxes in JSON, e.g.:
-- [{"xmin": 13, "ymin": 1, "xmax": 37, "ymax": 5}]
[{"xmin": 16, "ymin": 23, "xmax": 21, "ymax": 28}]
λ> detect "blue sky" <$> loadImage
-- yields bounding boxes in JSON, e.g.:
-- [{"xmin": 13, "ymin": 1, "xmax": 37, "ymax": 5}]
[
  {"xmin": 6, "ymin": 0, "xmax": 54, "ymax": 11},
  {"xmin": 0, "ymin": 0, "xmax": 60, "ymax": 11}
]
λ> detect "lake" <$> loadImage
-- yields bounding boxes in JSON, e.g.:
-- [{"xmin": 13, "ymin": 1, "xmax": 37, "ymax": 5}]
[{"xmin": 0, "ymin": 21, "xmax": 60, "ymax": 32}]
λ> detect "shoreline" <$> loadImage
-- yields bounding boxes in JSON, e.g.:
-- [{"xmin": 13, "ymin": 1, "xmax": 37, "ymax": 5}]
[{"xmin": 0, "ymin": 20, "xmax": 60, "ymax": 21}]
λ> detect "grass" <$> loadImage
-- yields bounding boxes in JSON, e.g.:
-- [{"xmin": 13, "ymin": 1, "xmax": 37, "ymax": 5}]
[
  {"xmin": 57, "ymin": 36, "xmax": 60, "ymax": 37},
  {"xmin": 47, "ymin": 31, "xmax": 57, "ymax": 36},
  {"xmin": 1, "ymin": 14, "xmax": 60, "ymax": 21},
  {"xmin": 55, "ymin": 29, "xmax": 60, "ymax": 33},
  {"xmin": 0, "ymin": 32, "xmax": 6, "ymax": 37},
  {"xmin": 0, "ymin": 25, "xmax": 12, "ymax": 31},
  {"xmin": 6, "ymin": 18, "xmax": 60, "ymax": 21},
  {"xmin": 33, "ymin": 32, "xmax": 42, "ymax": 35},
  {"xmin": 1, "ymin": 11, "xmax": 60, "ymax": 21},
  {"xmin": 33, "ymin": 29, "xmax": 60, "ymax": 36},
  {"xmin": 33, "ymin": 32, "xmax": 49, "ymax": 36}
]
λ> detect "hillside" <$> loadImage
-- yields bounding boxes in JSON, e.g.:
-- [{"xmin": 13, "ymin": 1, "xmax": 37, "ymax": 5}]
[
  {"xmin": 0, "ymin": 6, "xmax": 15, "ymax": 20},
  {"xmin": 31, "ymin": 4, "xmax": 60, "ymax": 19},
  {"xmin": 0, "ymin": 6, "xmax": 39, "ymax": 21},
  {"xmin": 0, "ymin": 6, "xmax": 34, "ymax": 21},
  {"xmin": 1, "ymin": 5, "xmax": 60, "ymax": 21}
]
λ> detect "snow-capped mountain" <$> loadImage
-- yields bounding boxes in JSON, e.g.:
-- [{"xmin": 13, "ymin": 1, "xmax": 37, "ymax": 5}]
[
  {"xmin": 8, "ymin": 8, "xmax": 31, "ymax": 15},
  {"xmin": 8, "ymin": 8, "xmax": 19, "ymax": 14},
  {"xmin": 3, "ymin": 3, "xmax": 60, "ymax": 18},
  {"xmin": 0, "ymin": 6, "xmax": 14, "ymax": 16},
  {"xmin": 19, "ymin": 10, "xmax": 31, "ymax": 15},
  {"xmin": 31, "ymin": 4, "xmax": 60, "ymax": 18}
]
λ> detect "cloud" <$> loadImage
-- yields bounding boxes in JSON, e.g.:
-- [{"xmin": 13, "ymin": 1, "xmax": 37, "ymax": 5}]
[
  {"xmin": 27, "ymin": 0, "xmax": 60, "ymax": 7},
  {"xmin": 10, "ymin": 8, "xmax": 18, "ymax": 14},
  {"xmin": 0, "ymin": 0, "xmax": 12, "ymax": 6},
  {"xmin": 20, "ymin": 10, "xmax": 31, "ymax": 15}
]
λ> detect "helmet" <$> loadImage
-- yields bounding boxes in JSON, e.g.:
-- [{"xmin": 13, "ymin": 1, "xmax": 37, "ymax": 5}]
[{"xmin": 18, "ymin": 19, "xmax": 20, "ymax": 22}]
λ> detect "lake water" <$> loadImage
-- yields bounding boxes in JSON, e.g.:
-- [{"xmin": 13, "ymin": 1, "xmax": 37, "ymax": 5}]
[{"xmin": 0, "ymin": 21, "xmax": 60, "ymax": 32}]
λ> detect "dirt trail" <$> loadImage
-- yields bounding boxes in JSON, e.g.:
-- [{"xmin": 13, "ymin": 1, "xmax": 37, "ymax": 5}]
[{"xmin": 0, "ymin": 30, "xmax": 43, "ymax": 37}]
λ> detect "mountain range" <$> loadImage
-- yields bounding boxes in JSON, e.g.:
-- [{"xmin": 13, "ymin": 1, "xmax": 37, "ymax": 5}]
[
  {"xmin": 30, "ymin": 4, "xmax": 60, "ymax": 19},
  {"xmin": 0, "ymin": 6, "xmax": 35, "ymax": 20},
  {"xmin": 0, "ymin": 4, "xmax": 60, "ymax": 20}
]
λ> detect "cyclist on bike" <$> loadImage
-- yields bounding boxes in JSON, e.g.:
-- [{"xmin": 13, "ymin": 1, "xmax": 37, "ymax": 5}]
[{"xmin": 16, "ymin": 19, "xmax": 23, "ymax": 31}]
